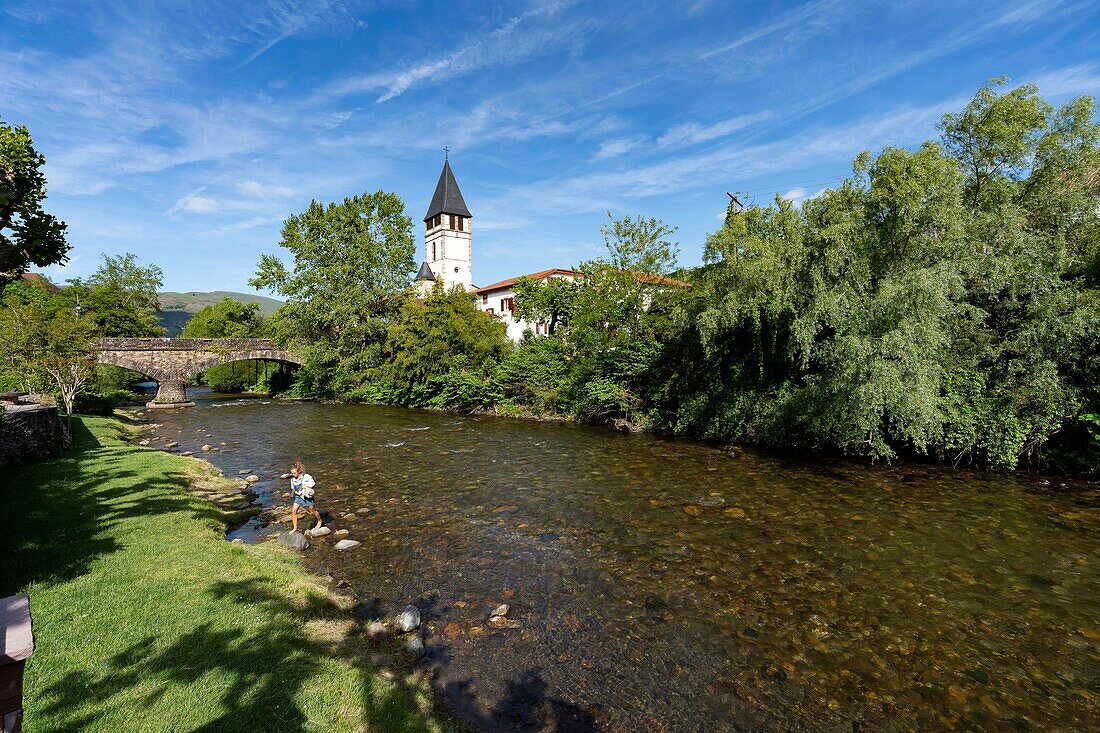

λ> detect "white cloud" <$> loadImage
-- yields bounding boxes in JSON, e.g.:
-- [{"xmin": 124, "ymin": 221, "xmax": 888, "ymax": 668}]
[
  {"xmin": 321, "ymin": 1, "xmax": 577, "ymax": 102},
  {"xmin": 237, "ymin": 180, "xmax": 295, "ymax": 198},
  {"xmin": 595, "ymin": 136, "xmax": 647, "ymax": 160},
  {"xmin": 168, "ymin": 194, "xmax": 219, "ymax": 214},
  {"xmin": 657, "ymin": 112, "xmax": 772, "ymax": 150}
]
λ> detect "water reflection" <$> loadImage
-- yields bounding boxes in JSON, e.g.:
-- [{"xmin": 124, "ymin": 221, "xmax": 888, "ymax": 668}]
[{"xmin": 141, "ymin": 390, "xmax": 1100, "ymax": 731}]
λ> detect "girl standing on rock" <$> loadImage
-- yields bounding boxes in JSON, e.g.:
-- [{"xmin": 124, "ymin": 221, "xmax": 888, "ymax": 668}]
[{"xmin": 289, "ymin": 460, "xmax": 323, "ymax": 535}]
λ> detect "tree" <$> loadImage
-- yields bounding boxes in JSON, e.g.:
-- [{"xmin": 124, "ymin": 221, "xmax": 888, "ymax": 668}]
[
  {"xmin": 181, "ymin": 298, "xmax": 267, "ymax": 338},
  {"xmin": 39, "ymin": 312, "xmax": 99, "ymax": 429},
  {"xmin": 512, "ymin": 275, "xmax": 579, "ymax": 335},
  {"xmin": 377, "ymin": 280, "xmax": 510, "ymax": 407},
  {"xmin": 250, "ymin": 191, "xmax": 416, "ymax": 398},
  {"xmin": 67, "ymin": 253, "xmax": 165, "ymax": 337},
  {"xmin": 0, "ymin": 119, "xmax": 69, "ymax": 287}
]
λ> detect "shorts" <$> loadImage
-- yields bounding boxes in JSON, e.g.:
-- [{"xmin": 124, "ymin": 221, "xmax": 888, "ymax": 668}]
[{"xmin": 293, "ymin": 496, "xmax": 315, "ymax": 508}]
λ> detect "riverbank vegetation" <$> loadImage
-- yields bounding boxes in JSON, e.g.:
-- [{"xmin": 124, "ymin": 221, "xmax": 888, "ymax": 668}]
[
  {"xmin": 3, "ymin": 79, "xmax": 1097, "ymax": 474},
  {"xmin": 0, "ymin": 415, "xmax": 454, "ymax": 732},
  {"xmin": 242, "ymin": 80, "xmax": 1099, "ymax": 474}
]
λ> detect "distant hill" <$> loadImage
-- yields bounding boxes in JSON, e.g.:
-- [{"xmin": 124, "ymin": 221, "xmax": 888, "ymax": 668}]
[{"xmin": 157, "ymin": 291, "xmax": 283, "ymax": 336}]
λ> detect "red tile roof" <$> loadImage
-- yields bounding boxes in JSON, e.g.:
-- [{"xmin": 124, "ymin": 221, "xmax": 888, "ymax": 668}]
[{"xmin": 474, "ymin": 268, "xmax": 578, "ymax": 294}]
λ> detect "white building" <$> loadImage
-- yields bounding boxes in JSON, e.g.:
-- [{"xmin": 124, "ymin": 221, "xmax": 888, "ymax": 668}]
[
  {"xmin": 413, "ymin": 159, "xmax": 687, "ymax": 341},
  {"xmin": 474, "ymin": 268, "xmax": 578, "ymax": 341}
]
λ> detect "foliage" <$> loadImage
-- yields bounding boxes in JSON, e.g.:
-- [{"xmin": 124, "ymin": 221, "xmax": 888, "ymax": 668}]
[
  {"xmin": 374, "ymin": 280, "xmax": 510, "ymax": 408},
  {"xmin": 251, "ymin": 191, "xmax": 416, "ymax": 398},
  {"xmin": 67, "ymin": 252, "xmax": 166, "ymax": 337},
  {"xmin": 0, "ymin": 118, "xmax": 69, "ymax": 286},
  {"xmin": 181, "ymin": 297, "xmax": 267, "ymax": 338},
  {"xmin": 659, "ymin": 78, "xmax": 1099, "ymax": 471},
  {"xmin": 512, "ymin": 275, "xmax": 579, "ymax": 335}
]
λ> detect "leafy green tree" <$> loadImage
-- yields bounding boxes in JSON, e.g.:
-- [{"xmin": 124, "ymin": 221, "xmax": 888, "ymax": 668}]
[
  {"xmin": 181, "ymin": 298, "xmax": 267, "ymax": 338},
  {"xmin": 376, "ymin": 280, "xmax": 510, "ymax": 407},
  {"xmin": 512, "ymin": 275, "xmax": 579, "ymax": 335},
  {"xmin": 0, "ymin": 119, "xmax": 69, "ymax": 286},
  {"xmin": 664, "ymin": 79, "xmax": 1099, "ymax": 471},
  {"xmin": 250, "ymin": 191, "xmax": 416, "ymax": 397},
  {"xmin": 66, "ymin": 253, "xmax": 165, "ymax": 337}
]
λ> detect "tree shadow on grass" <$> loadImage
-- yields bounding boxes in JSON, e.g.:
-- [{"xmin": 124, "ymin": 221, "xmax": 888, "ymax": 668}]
[
  {"xmin": 38, "ymin": 576, "xmax": 452, "ymax": 733},
  {"xmin": 3, "ymin": 418, "xmax": 245, "ymax": 596}
]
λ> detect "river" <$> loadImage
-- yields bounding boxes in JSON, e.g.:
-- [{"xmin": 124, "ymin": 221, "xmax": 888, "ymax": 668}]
[{"xmin": 139, "ymin": 390, "xmax": 1099, "ymax": 732}]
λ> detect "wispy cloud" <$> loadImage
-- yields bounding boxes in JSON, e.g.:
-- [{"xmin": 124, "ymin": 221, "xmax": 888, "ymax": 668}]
[
  {"xmin": 237, "ymin": 180, "xmax": 296, "ymax": 198},
  {"xmin": 697, "ymin": 0, "xmax": 841, "ymax": 60},
  {"xmin": 168, "ymin": 193, "xmax": 220, "ymax": 214},
  {"xmin": 656, "ymin": 112, "xmax": 772, "ymax": 150},
  {"xmin": 322, "ymin": 1, "xmax": 577, "ymax": 103},
  {"xmin": 595, "ymin": 136, "xmax": 647, "ymax": 160}
]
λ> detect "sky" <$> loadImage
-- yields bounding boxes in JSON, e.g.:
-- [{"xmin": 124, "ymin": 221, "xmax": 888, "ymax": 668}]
[{"xmin": 3, "ymin": 0, "xmax": 1100, "ymax": 294}]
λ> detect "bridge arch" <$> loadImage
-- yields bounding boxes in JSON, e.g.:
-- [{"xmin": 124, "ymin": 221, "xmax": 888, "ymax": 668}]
[{"xmin": 92, "ymin": 338, "xmax": 303, "ymax": 407}]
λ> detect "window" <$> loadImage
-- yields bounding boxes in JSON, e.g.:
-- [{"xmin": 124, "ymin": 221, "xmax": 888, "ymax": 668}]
[
  {"xmin": 481, "ymin": 294, "xmax": 487, "ymax": 304},
  {"xmin": 486, "ymin": 308, "xmax": 494, "ymax": 315},
  {"xmin": 456, "ymin": 216, "xmax": 464, "ymax": 232},
  {"xmin": 500, "ymin": 297, "xmax": 515, "ymax": 312},
  {"xmin": 431, "ymin": 243, "xmax": 436, "ymax": 260}
]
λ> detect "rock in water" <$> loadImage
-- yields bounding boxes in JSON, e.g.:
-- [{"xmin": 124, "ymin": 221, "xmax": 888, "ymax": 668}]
[
  {"xmin": 309, "ymin": 525, "xmax": 331, "ymax": 537},
  {"xmin": 244, "ymin": 475, "xmax": 260, "ymax": 484},
  {"xmin": 397, "ymin": 605, "xmax": 421, "ymax": 632},
  {"xmin": 332, "ymin": 529, "xmax": 350, "ymax": 539},
  {"xmin": 201, "ymin": 444, "xmax": 213, "ymax": 452},
  {"xmin": 490, "ymin": 603, "xmax": 510, "ymax": 619},
  {"xmin": 238, "ymin": 469, "xmax": 251, "ymax": 475},
  {"xmin": 277, "ymin": 531, "xmax": 310, "ymax": 551},
  {"xmin": 404, "ymin": 635, "xmax": 425, "ymax": 660},
  {"xmin": 366, "ymin": 621, "xmax": 388, "ymax": 640},
  {"xmin": 333, "ymin": 539, "xmax": 361, "ymax": 551},
  {"xmin": 138, "ymin": 439, "xmax": 150, "ymax": 446},
  {"xmin": 180, "ymin": 451, "xmax": 194, "ymax": 457}
]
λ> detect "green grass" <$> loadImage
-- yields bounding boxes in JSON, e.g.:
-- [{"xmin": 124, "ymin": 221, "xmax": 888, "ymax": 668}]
[{"xmin": 3, "ymin": 416, "xmax": 455, "ymax": 733}]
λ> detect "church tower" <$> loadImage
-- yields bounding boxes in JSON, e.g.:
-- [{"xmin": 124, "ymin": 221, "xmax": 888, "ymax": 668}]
[{"xmin": 416, "ymin": 158, "xmax": 472, "ymax": 295}]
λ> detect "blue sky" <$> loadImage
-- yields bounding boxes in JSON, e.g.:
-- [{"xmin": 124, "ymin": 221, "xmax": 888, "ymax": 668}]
[{"xmin": 4, "ymin": 0, "xmax": 1099, "ymax": 293}]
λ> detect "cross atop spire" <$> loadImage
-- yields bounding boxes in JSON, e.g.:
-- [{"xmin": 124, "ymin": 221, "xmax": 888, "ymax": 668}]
[{"xmin": 444, "ymin": 145, "xmax": 450, "ymax": 161}]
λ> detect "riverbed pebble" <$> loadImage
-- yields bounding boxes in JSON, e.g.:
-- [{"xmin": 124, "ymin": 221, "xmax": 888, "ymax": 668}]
[
  {"xmin": 366, "ymin": 621, "xmax": 388, "ymax": 640},
  {"xmin": 404, "ymin": 635, "xmax": 425, "ymax": 659},
  {"xmin": 201, "ymin": 444, "xmax": 213, "ymax": 452},
  {"xmin": 138, "ymin": 439, "xmax": 150, "ymax": 446},
  {"xmin": 397, "ymin": 605, "xmax": 421, "ymax": 632},
  {"xmin": 343, "ymin": 513, "xmax": 357, "ymax": 521},
  {"xmin": 332, "ymin": 529, "xmax": 350, "ymax": 538},
  {"xmin": 244, "ymin": 475, "xmax": 260, "ymax": 484},
  {"xmin": 308, "ymin": 526, "xmax": 331, "ymax": 537},
  {"xmin": 490, "ymin": 603, "xmax": 510, "ymax": 619},
  {"xmin": 180, "ymin": 451, "xmax": 194, "ymax": 456},
  {"xmin": 333, "ymin": 539, "xmax": 361, "ymax": 551},
  {"xmin": 238, "ymin": 469, "xmax": 251, "ymax": 475},
  {"xmin": 277, "ymin": 531, "xmax": 310, "ymax": 551},
  {"xmin": 165, "ymin": 441, "xmax": 179, "ymax": 449}
]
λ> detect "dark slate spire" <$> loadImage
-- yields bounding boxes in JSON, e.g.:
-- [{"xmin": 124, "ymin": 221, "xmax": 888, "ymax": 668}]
[
  {"xmin": 424, "ymin": 159, "xmax": 472, "ymax": 221},
  {"xmin": 415, "ymin": 261, "xmax": 436, "ymax": 281}
]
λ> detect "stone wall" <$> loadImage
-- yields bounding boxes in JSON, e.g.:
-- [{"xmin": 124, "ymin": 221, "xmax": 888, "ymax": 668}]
[{"xmin": 0, "ymin": 405, "xmax": 71, "ymax": 467}]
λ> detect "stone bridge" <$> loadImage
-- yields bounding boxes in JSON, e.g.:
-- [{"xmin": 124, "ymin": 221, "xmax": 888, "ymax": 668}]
[{"xmin": 93, "ymin": 338, "xmax": 302, "ymax": 407}]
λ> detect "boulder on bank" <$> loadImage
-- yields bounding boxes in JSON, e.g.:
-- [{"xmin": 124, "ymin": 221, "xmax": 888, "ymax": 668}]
[
  {"xmin": 277, "ymin": 531, "xmax": 310, "ymax": 551},
  {"xmin": 397, "ymin": 605, "xmax": 421, "ymax": 632},
  {"xmin": 366, "ymin": 621, "xmax": 388, "ymax": 640}
]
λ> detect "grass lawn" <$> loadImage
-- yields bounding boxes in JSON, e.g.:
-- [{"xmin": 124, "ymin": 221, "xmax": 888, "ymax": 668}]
[{"xmin": 2, "ymin": 415, "xmax": 457, "ymax": 733}]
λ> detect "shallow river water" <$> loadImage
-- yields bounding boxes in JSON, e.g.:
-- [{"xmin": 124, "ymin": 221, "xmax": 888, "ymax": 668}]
[{"xmin": 140, "ymin": 391, "xmax": 1099, "ymax": 732}]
